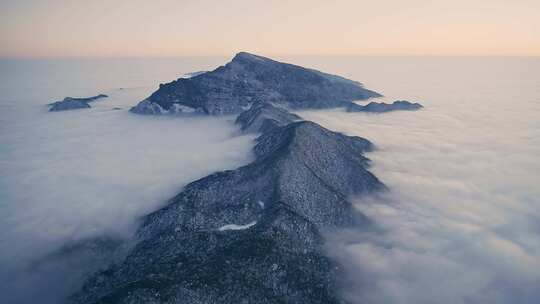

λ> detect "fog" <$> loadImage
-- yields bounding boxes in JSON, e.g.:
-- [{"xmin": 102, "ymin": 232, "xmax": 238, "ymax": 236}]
[
  {"xmin": 1, "ymin": 56, "xmax": 538, "ymax": 303},
  {"xmin": 1, "ymin": 113, "xmax": 255, "ymax": 301},
  {"xmin": 0, "ymin": 100, "xmax": 255, "ymax": 302},
  {"xmin": 293, "ymin": 56, "xmax": 539, "ymax": 304},
  {"xmin": 0, "ymin": 59, "xmax": 255, "ymax": 303},
  {"xmin": 300, "ymin": 90, "xmax": 540, "ymax": 303}
]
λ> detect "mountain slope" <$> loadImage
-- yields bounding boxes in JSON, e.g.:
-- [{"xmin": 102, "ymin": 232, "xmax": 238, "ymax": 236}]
[
  {"xmin": 130, "ymin": 52, "xmax": 381, "ymax": 115},
  {"xmin": 72, "ymin": 104, "xmax": 384, "ymax": 304}
]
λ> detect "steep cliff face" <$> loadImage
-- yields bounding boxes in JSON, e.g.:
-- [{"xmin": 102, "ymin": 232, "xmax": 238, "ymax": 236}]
[
  {"xmin": 130, "ymin": 52, "xmax": 381, "ymax": 115},
  {"xmin": 72, "ymin": 103, "xmax": 384, "ymax": 304}
]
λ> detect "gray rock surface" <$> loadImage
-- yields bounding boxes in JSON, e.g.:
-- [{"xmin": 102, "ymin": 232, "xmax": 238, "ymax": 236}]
[
  {"xmin": 347, "ymin": 100, "xmax": 423, "ymax": 113},
  {"xmin": 130, "ymin": 52, "xmax": 381, "ymax": 115},
  {"xmin": 129, "ymin": 100, "xmax": 202, "ymax": 115},
  {"xmin": 48, "ymin": 94, "xmax": 108, "ymax": 112},
  {"xmin": 49, "ymin": 100, "xmax": 91, "ymax": 111},
  {"xmin": 71, "ymin": 104, "xmax": 385, "ymax": 304},
  {"xmin": 235, "ymin": 102, "xmax": 301, "ymax": 133}
]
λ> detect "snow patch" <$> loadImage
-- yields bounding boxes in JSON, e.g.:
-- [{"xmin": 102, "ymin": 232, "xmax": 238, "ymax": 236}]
[{"xmin": 218, "ymin": 221, "xmax": 257, "ymax": 231}]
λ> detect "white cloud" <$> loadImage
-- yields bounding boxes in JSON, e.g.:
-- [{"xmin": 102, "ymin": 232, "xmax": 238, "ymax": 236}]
[
  {"xmin": 0, "ymin": 88, "xmax": 256, "ymax": 303},
  {"xmin": 300, "ymin": 108, "xmax": 540, "ymax": 304}
]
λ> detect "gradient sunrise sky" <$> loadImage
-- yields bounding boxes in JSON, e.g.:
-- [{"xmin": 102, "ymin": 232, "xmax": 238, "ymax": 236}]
[{"xmin": 1, "ymin": 0, "xmax": 539, "ymax": 58}]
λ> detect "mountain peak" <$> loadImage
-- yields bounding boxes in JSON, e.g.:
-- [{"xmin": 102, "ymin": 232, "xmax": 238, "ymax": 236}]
[
  {"xmin": 130, "ymin": 53, "xmax": 381, "ymax": 115},
  {"xmin": 231, "ymin": 51, "xmax": 270, "ymax": 63}
]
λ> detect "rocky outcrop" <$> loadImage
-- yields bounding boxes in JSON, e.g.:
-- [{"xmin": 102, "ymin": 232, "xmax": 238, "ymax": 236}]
[
  {"xmin": 48, "ymin": 94, "xmax": 108, "ymax": 112},
  {"xmin": 130, "ymin": 52, "xmax": 381, "ymax": 115},
  {"xmin": 347, "ymin": 100, "xmax": 423, "ymax": 113},
  {"xmin": 49, "ymin": 100, "xmax": 91, "ymax": 111},
  {"xmin": 235, "ymin": 102, "xmax": 301, "ymax": 133},
  {"xmin": 129, "ymin": 100, "xmax": 201, "ymax": 115},
  {"xmin": 71, "ymin": 103, "xmax": 384, "ymax": 304}
]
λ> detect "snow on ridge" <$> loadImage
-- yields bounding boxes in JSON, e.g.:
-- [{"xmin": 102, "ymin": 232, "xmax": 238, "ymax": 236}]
[{"xmin": 218, "ymin": 221, "xmax": 257, "ymax": 231}]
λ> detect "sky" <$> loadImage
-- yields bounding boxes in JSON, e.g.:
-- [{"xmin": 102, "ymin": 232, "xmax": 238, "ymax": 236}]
[{"xmin": 1, "ymin": 0, "xmax": 539, "ymax": 58}]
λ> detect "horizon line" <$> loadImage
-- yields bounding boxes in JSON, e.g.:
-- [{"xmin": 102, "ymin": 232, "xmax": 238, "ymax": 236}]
[{"xmin": 1, "ymin": 53, "xmax": 539, "ymax": 60}]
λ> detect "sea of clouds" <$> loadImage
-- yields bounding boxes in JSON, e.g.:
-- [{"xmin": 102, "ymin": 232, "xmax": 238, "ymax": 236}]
[
  {"xmin": 0, "ymin": 56, "xmax": 538, "ymax": 304},
  {"xmin": 0, "ymin": 58, "xmax": 256, "ymax": 303},
  {"xmin": 0, "ymin": 94, "xmax": 256, "ymax": 302},
  {"xmin": 301, "ymin": 96, "xmax": 540, "ymax": 303},
  {"xmin": 295, "ymin": 56, "xmax": 539, "ymax": 304}
]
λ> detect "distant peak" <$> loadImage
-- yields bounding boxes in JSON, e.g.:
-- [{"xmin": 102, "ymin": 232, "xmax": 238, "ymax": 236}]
[{"xmin": 232, "ymin": 52, "xmax": 270, "ymax": 63}]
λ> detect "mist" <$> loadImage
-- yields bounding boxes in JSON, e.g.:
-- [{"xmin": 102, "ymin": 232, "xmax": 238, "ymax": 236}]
[
  {"xmin": 1, "ymin": 56, "xmax": 538, "ymax": 304},
  {"xmin": 300, "ymin": 104, "xmax": 540, "ymax": 304},
  {"xmin": 0, "ymin": 84, "xmax": 256, "ymax": 303}
]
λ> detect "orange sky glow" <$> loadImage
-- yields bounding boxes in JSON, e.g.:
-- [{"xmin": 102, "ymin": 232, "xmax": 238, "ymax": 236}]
[{"xmin": 1, "ymin": 0, "xmax": 539, "ymax": 58}]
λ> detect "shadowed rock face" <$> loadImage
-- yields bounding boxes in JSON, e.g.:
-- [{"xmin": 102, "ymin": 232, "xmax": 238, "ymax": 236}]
[
  {"xmin": 347, "ymin": 100, "xmax": 423, "ymax": 113},
  {"xmin": 71, "ymin": 104, "xmax": 384, "ymax": 304},
  {"xmin": 235, "ymin": 102, "xmax": 302, "ymax": 133},
  {"xmin": 48, "ymin": 94, "xmax": 108, "ymax": 112},
  {"xmin": 130, "ymin": 52, "xmax": 381, "ymax": 115}
]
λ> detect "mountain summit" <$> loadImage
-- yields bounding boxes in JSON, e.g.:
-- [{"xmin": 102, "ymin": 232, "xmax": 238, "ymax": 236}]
[{"xmin": 130, "ymin": 52, "xmax": 381, "ymax": 115}]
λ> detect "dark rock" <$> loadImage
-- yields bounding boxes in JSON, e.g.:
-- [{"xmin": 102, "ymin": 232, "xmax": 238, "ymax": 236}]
[
  {"xmin": 347, "ymin": 100, "xmax": 423, "ymax": 113},
  {"xmin": 235, "ymin": 102, "xmax": 301, "ymax": 133},
  {"xmin": 71, "ymin": 105, "xmax": 385, "ymax": 304},
  {"xmin": 64, "ymin": 94, "xmax": 108, "ymax": 103},
  {"xmin": 137, "ymin": 120, "xmax": 381, "ymax": 236},
  {"xmin": 50, "ymin": 94, "xmax": 109, "ymax": 105},
  {"xmin": 73, "ymin": 203, "xmax": 342, "ymax": 304},
  {"xmin": 49, "ymin": 100, "xmax": 91, "ymax": 112},
  {"xmin": 129, "ymin": 100, "xmax": 202, "ymax": 115},
  {"xmin": 48, "ymin": 94, "xmax": 108, "ymax": 112},
  {"xmin": 130, "ymin": 52, "xmax": 381, "ymax": 115}
]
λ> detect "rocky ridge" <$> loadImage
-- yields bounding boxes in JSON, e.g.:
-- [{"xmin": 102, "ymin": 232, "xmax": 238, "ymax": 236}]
[{"xmin": 71, "ymin": 102, "xmax": 385, "ymax": 304}]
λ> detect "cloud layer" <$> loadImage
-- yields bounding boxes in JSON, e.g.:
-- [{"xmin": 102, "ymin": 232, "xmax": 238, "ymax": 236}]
[
  {"xmin": 1, "ymin": 55, "xmax": 538, "ymax": 304},
  {"xmin": 0, "ymin": 87, "xmax": 256, "ymax": 303},
  {"xmin": 300, "ymin": 106, "xmax": 540, "ymax": 304}
]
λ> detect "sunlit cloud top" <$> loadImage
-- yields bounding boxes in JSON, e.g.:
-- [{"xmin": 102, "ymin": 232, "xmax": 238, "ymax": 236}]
[{"xmin": 1, "ymin": 0, "xmax": 539, "ymax": 58}]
